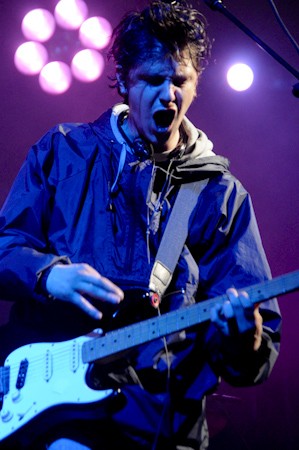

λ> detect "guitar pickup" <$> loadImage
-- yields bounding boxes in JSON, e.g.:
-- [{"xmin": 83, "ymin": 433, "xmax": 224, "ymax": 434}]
[{"xmin": 16, "ymin": 359, "xmax": 28, "ymax": 390}]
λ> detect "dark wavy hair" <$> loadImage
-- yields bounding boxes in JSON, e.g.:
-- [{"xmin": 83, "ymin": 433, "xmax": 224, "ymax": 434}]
[{"xmin": 109, "ymin": 1, "xmax": 211, "ymax": 98}]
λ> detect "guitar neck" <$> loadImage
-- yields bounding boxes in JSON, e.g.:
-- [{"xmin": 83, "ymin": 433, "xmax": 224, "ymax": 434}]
[{"xmin": 82, "ymin": 270, "xmax": 299, "ymax": 364}]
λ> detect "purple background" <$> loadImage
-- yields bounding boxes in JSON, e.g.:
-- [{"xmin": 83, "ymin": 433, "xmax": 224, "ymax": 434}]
[{"xmin": 0, "ymin": 1, "xmax": 298, "ymax": 448}]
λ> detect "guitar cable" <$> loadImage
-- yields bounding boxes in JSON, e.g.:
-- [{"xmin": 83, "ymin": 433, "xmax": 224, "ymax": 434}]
[{"xmin": 150, "ymin": 305, "xmax": 172, "ymax": 450}]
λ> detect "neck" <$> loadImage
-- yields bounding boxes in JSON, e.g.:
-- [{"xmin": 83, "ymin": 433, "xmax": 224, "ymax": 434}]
[{"xmin": 153, "ymin": 129, "xmax": 180, "ymax": 155}]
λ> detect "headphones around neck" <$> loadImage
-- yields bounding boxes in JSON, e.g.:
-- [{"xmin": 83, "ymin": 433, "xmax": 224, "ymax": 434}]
[{"xmin": 117, "ymin": 111, "xmax": 153, "ymax": 161}]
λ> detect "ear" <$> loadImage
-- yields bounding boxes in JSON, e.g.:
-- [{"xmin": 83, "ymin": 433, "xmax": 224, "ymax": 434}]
[{"xmin": 116, "ymin": 67, "xmax": 128, "ymax": 96}]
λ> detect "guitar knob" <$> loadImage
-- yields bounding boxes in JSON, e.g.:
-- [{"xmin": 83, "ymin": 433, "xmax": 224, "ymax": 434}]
[
  {"xmin": 12, "ymin": 390, "xmax": 22, "ymax": 403},
  {"xmin": 1, "ymin": 408, "xmax": 13, "ymax": 423}
]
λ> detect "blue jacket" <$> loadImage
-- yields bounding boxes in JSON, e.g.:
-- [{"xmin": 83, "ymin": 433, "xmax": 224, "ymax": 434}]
[{"xmin": 0, "ymin": 106, "xmax": 281, "ymax": 441}]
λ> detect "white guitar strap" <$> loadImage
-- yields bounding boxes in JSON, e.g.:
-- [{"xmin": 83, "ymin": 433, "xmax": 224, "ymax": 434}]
[{"xmin": 149, "ymin": 179, "xmax": 208, "ymax": 305}]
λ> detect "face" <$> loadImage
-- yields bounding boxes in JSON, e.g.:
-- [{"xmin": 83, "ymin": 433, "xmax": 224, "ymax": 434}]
[{"xmin": 125, "ymin": 49, "xmax": 199, "ymax": 153}]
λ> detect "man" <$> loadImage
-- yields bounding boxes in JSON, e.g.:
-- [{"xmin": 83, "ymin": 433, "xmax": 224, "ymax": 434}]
[{"xmin": 0, "ymin": 1, "xmax": 280, "ymax": 449}]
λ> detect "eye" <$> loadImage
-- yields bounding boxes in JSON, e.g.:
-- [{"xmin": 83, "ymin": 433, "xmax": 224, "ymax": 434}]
[
  {"xmin": 173, "ymin": 76, "xmax": 187, "ymax": 87},
  {"xmin": 147, "ymin": 76, "xmax": 164, "ymax": 86}
]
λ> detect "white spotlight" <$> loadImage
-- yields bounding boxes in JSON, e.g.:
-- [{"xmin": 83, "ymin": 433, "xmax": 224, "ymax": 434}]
[
  {"xmin": 227, "ymin": 63, "xmax": 254, "ymax": 92},
  {"xmin": 39, "ymin": 61, "xmax": 72, "ymax": 94},
  {"xmin": 21, "ymin": 9, "xmax": 56, "ymax": 42},
  {"xmin": 54, "ymin": 0, "xmax": 89, "ymax": 30},
  {"xmin": 14, "ymin": 41, "xmax": 48, "ymax": 75},
  {"xmin": 71, "ymin": 49, "xmax": 105, "ymax": 82}
]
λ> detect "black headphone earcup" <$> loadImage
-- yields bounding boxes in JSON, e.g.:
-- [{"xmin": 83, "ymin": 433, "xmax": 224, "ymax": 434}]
[{"xmin": 132, "ymin": 138, "xmax": 152, "ymax": 160}]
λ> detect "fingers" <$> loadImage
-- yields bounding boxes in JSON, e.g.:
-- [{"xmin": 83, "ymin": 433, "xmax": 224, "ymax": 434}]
[
  {"xmin": 71, "ymin": 291, "xmax": 103, "ymax": 320},
  {"xmin": 226, "ymin": 288, "xmax": 254, "ymax": 333},
  {"xmin": 211, "ymin": 288, "xmax": 258, "ymax": 336},
  {"xmin": 78, "ymin": 280, "xmax": 122, "ymax": 304},
  {"xmin": 46, "ymin": 263, "xmax": 124, "ymax": 320},
  {"xmin": 210, "ymin": 303, "xmax": 230, "ymax": 335},
  {"xmin": 74, "ymin": 264, "xmax": 124, "ymax": 302}
]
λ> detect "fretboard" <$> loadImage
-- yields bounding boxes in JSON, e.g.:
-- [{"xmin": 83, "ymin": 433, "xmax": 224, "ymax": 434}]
[{"xmin": 82, "ymin": 270, "xmax": 299, "ymax": 364}]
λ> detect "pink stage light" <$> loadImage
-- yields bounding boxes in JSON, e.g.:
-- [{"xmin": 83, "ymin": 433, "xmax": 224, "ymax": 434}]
[
  {"xmin": 21, "ymin": 9, "xmax": 56, "ymax": 42},
  {"xmin": 15, "ymin": 1, "xmax": 110, "ymax": 94},
  {"xmin": 39, "ymin": 61, "xmax": 72, "ymax": 94},
  {"xmin": 79, "ymin": 17, "xmax": 112, "ymax": 50},
  {"xmin": 54, "ymin": 0, "xmax": 88, "ymax": 30},
  {"xmin": 14, "ymin": 41, "xmax": 48, "ymax": 75},
  {"xmin": 227, "ymin": 63, "xmax": 254, "ymax": 92},
  {"xmin": 71, "ymin": 49, "xmax": 105, "ymax": 82}
]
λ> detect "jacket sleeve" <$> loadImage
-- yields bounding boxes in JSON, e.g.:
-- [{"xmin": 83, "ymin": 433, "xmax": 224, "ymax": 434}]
[
  {"xmin": 194, "ymin": 174, "xmax": 281, "ymax": 386},
  {"xmin": 0, "ymin": 131, "xmax": 70, "ymax": 304}
]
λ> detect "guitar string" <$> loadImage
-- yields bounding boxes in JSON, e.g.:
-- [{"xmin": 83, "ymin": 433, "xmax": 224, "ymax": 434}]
[
  {"xmin": 5, "ymin": 341, "xmax": 86, "ymax": 381},
  {"xmin": 5, "ymin": 272, "xmax": 296, "ymax": 377},
  {"xmin": 5, "ymin": 290, "xmax": 242, "ymax": 385},
  {"xmin": 5, "ymin": 302, "xmax": 208, "ymax": 380},
  {"xmin": 4, "ymin": 319, "xmax": 173, "ymax": 381}
]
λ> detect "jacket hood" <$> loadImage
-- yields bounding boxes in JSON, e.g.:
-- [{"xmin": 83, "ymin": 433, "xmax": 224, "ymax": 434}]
[
  {"xmin": 170, "ymin": 114, "xmax": 230, "ymax": 182},
  {"xmin": 170, "ymin": 155, "xmax": 230, "ymax": 183}
]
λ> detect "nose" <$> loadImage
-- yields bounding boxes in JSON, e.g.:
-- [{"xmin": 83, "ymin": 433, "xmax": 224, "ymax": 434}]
[{"xmin": 160, "ymin": 79, "xmax": 176, "ymax": 104}]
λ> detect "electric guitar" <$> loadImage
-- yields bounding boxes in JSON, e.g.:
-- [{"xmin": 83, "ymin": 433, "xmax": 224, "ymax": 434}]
[{"xmin": 0, "ymin": 270, "xmax": 298, "ymax": 443}]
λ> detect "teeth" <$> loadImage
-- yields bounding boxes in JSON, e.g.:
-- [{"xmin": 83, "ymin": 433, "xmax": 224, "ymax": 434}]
[{"xmin": 154, "ymin": 110, "xmax": 175, "ymax": 128}]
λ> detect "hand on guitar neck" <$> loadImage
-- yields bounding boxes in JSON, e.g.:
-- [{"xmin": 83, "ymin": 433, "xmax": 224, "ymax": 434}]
[{"xmin": 211, "ymin": 287, "xmax": 263, "ymax": 352}]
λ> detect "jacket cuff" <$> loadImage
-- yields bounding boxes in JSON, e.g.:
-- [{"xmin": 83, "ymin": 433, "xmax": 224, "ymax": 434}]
[
  {"xmin": 35, "ymin": 256, "xmax": 71, "ymax": 303},
  {"xmin": 217, "ymin": 331, "xmax": 278, "ymax": 386}
]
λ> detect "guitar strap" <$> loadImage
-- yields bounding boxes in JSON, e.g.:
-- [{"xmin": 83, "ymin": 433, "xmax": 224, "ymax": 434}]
[{"xmin": 148, "ymin": 179, "xmax": 208, "ymax": 306}]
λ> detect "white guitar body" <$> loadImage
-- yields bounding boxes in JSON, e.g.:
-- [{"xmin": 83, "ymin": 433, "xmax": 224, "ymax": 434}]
[{"xmin": 0, "ymin": 334, "xmax": 113, "ymax": 442}]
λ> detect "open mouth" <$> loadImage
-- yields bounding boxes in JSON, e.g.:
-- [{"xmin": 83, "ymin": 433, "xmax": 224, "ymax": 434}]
[{"xmin": 153, "ymin": 109, "xmax": 175, "ymax": 130}]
